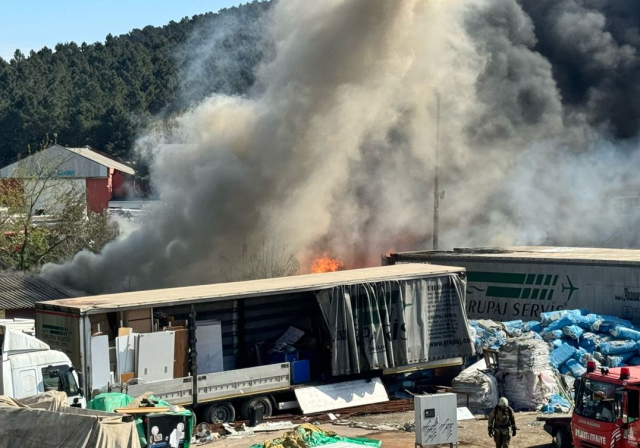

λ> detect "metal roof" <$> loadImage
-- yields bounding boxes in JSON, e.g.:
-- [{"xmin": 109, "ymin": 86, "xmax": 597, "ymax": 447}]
[
  {"xmin": 390, "ymin": 246, "xmax": 640, "ymax": 265},
  {"xmin": 0, "ymin": 275, "xmax": 71, "ymax": 310},
  {"xmin": 65, "ymin": 146, "xmax": 135, "ymax": 175},
  {"xmin": 37, "ymin": 264, "xmax": 464, "ymax": 314},
  {"xmin": 0, "ymin": 144, "xmax": 135, "ymax": 178}
]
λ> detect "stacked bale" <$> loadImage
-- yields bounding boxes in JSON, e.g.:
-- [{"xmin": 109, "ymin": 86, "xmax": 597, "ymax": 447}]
[
  {"xmin": 467, "ymin": 308, "xmax": 640, "ymax": 413},
  {"xmin": 497, "ymin": 334, "xmax": 558, "ymax": 411},
  {"xmin": 471, "ymin": 309, "xmax": 640, "ymax": 373}
]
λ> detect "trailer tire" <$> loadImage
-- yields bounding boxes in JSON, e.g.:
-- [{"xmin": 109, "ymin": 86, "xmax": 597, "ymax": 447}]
[
  {"xmin": 555, "ymin": 427, "xmax": 571, "ymax": 448},
  {"xmin": 205, "ymin": 401, "xmax": 236, "ymax": 423},
  {"xmin": 239, "ymin": 396, "xmax": 273, "ymax": 420}
]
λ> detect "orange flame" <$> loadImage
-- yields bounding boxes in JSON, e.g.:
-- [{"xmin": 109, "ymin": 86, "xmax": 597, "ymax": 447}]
[{"xmin": 310, "ymin": 254, "xmax": 344, "ymax": 273}]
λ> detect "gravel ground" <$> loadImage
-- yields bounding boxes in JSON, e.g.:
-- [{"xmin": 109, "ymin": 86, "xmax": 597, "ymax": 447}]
[{"xmin": 210, "ymin": 411, "xmax": 556, "ymax": 448}]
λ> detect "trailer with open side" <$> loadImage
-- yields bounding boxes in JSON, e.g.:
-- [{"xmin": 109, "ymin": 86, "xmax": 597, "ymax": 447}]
[{"xmin": 35, "ymin": 264, "xmax": 475, "ymax": 423}]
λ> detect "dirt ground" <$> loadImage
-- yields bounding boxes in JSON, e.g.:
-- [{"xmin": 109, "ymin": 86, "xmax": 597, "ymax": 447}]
[{"xmin": 210, "ymin": 411, "xmax": 555, "ymax": 448}]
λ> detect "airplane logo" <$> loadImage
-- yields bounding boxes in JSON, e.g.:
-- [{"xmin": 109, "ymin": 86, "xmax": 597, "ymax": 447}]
[{"xmin": 561, "ymin": 276, "xmax": 578, "ymax": 301}]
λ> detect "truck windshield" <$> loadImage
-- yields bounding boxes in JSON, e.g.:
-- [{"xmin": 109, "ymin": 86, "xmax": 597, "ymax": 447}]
[
  {"xmin": 576, "ymin": 378, "xmax": 623, "ymax": 423},
  {"xmin": 63, "ymin": 369, "xmax": 79, "ymax": 396},
  {"xmin": 42, "ymin": 366, "xmax": 80, "ymax": 397}
]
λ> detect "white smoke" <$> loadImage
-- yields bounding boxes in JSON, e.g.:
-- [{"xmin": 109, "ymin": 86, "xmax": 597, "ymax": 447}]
[{"xmin": 42, "ymin": 0, "xmax": 640, "ymax": 293}]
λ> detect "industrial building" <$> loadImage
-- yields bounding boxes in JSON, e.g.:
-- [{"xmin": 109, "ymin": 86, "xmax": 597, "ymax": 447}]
[{"xmin": 0, "ymin": 144, "xmax": 135, "ymax": 214}]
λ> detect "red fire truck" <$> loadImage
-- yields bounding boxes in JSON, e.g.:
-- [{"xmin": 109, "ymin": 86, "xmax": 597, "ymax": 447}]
[{"xmin": 542, "ymin": 360, "xmax": 640, "ymax": 448}]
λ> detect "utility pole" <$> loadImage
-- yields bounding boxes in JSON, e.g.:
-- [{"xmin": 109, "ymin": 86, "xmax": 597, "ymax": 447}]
[{"xmin": 432, "ymin": 91, "xmax": 441, "ymax": 251}]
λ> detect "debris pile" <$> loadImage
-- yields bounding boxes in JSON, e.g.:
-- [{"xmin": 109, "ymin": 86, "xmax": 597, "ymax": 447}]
[
  {"xmin": 248, "ymin": 424, "xmax": 381, "ymax": 448},
  {"xmin": 451, "ymin": 359, "xmax": 499, "ymax": 414},
  {"xmin": 464, "ymin": 309, "xmax": 640, "ymax": 413}
]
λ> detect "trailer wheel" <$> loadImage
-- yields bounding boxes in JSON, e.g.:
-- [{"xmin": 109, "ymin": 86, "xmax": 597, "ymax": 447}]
[
  {"xmin": 240, "ymin": 396, "xmax": 273, "ymax": 420},
  {"xmin": 205, "ymin": 401, "xmax": 236, "ymax": 423},
  {"xmin": 555, "ymin": 427, "xmax": 571, "ymax": 448}
]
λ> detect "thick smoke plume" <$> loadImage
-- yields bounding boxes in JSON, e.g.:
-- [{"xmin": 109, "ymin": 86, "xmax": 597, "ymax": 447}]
[{"xmin": 43, "ymin": 0, "xmax": 640, "ymax": 293}]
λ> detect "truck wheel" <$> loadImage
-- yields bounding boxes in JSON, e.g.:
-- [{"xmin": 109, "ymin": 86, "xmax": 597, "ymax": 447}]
[
  {"xmin": 240, "ymin": 396, "xmax": 273, "ymax": 420},
  {"xmin": 555, "ymin": 428, "xmax": 571, "ymax": 448},
  {"xmin": 205, "ymin": 401, "xmax": 236, "ymax": 423}
]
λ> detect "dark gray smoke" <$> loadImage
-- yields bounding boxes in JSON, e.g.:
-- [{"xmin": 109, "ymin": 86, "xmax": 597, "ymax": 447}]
[
  {"xmin": 519, "ymin": 0, "xmax": 640, "ymax": 139},
  {"xmin": 42, "ymin": 0, "xmax": 640, "ymax": 294}
]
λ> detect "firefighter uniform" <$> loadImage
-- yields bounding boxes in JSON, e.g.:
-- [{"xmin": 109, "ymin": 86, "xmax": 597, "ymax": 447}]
[{"xmin": 488, "ymin": 400, "xmax": 517, "ymax": 448}]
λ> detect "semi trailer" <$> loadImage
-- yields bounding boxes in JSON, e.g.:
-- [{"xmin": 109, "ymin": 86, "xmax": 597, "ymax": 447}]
[
  {"xmin": 385, "ymin": 247, "xmax": 640, "ymax": 323},
  {"xmin": 35, "ymin": 264, "xmax": 475, "ymax": 423}
]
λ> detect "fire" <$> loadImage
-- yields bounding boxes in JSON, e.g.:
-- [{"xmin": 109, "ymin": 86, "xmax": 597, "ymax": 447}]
[{"xmin": 310, "ymin": 254, "xmax": 344, "ymax": 273}]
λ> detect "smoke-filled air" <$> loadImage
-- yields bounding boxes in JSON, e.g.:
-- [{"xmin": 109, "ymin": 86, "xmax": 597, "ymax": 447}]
[{"xmin": 41, "ymin": 0, "xmax": 640, "ymax": 293}]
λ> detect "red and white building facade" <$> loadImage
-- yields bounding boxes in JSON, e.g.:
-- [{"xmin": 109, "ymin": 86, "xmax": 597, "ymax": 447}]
[{"xmin": 0, "ymin": 144, "xmax": 135, "ymax": 214}]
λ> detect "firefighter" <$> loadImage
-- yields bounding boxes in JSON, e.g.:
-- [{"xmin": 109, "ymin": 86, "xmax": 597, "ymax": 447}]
[
  {"xmin": 488, "ymin": 397, "xmax": 517, "ymax": 448},
  {"xmin": 590, "ymin": 390, "xmax": 613, "ymax": 421}
]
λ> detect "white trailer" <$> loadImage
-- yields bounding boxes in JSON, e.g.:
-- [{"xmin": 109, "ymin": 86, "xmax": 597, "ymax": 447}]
[
  {"xmin": 386, "ymin": 246, "xmax": 640, "ymax": 323},
  {"xmin": 35, "ymin": 264, "xmax": 475, "ymax": 423}
]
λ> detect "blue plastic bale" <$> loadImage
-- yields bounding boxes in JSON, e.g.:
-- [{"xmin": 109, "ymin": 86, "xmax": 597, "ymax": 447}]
[
  {"xmin": 580, "ymin": 333, "xmax": 598, "ymax": 352},
  {"xmin": 551, "ymin": 343, "xmax": 577, "ymax": 369},
  {"xmin": 541, "ymin": 394, "xmax": 572, "ymax": 414},
  {"xmin": 575, "ymin": 314, "xmax": 600, "ymax": 330},
  {"xmin": 552, "ymin": 338, "xmax": 577, "ymax": 349},
  {"xmin": 503, "ymin": 320, "xmax": 523, "ymax": 329},
  {"xmin": 503, "ymin": 320, "xmax": 524, "ymax": 336},
  {"xmin": 524, "ymin": 321, "xmax": 543, "ymax": 333},
  {"xmin": 563, "ymin": 325, "xmax": 584, "ymax": 340},
  {"xmin": 592, "ymin": 315, "xmax": 634, "ymax": 333},
  {"xmin": 540, "ymin": 309, "xmax": 583, "ymax": 327},
  {"xmin": 599, "ymin": 340, "xmax": 637, "ymax": 355},
  {"xmin": 566, "ymin": 358, "xmax": 587, "ymax": 377},
  {"xmin": 628, "ymin": 356, "xmax": 640, "ymax": 366},
  {"xmin": 607, "ymin": 352, "xmax": 635, "ymax": 367},
  {"xmin": 546, "ymin": 316, "xmax": 577, "ymax": 332},
  {"xmin": 611, "ymin": 326, "xmax": 640, "ymax": 342},
  {"xmin": 560, "ymin": 363, "xmax": 571, "ymax": 375},
  {"xmin": 573, "ymin": 347, "xmax": 588, "ymax": 363},
  {"xmin": 543, "ymin": 329, "xmax": 565, "ymax": 341},
  {"xmin": 601, "ymin": 315, "xmax": 634, "ymax": 328}
]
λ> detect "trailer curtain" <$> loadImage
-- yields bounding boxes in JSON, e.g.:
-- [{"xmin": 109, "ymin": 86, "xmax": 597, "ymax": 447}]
[{"xmin": 315, "ymin": 275, "xmax": 474, "ymax": 376}]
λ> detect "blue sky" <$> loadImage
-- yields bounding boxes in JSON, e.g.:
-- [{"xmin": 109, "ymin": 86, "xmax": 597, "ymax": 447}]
[{"xmin": 0, "ymin": 0, "xmax": 243, "ymax": 61}]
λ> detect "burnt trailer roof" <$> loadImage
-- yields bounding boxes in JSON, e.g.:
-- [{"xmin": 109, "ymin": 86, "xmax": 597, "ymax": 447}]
[
  {"xmin": 36, "ymin": 264, "xmax": 464, "ymax": 315},
  {"xmin": 388, "ymin": 246, "xmax": 640, "ymax": 267}
]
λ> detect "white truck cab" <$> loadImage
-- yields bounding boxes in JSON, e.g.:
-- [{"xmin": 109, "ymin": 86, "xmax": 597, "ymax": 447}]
[{"xmin": 0, "ymin": 319, "xmax": 85, "ymax": 407}]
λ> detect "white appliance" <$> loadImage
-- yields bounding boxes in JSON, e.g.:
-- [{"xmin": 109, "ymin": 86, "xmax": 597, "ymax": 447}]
[
  {"xmin": 136, "ymin": 332, "xmax": 175, "ymax": 382},
  {"xmin": 415, "ymin": 393, "xmax": 458, "ymax": 447},
  {"xmin": 196, "ymin": 320, "xmax": 223, "ymax": 374}
]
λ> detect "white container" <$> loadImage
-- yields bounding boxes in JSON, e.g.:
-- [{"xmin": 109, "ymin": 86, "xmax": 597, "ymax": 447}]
[{"xmin": 415, "ymin": 393, "xmax": 458, "ymax": 447}]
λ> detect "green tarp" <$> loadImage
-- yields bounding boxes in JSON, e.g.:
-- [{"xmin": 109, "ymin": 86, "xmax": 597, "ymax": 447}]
[{"xmin": 250, "ymin": 423, "xmax": 381, "ymax": 448}]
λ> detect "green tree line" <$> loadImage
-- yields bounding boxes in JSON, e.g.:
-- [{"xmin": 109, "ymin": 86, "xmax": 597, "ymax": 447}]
[{"xmin": 0, "ymin": 1, "xmax": 269, "ymax": 167}]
